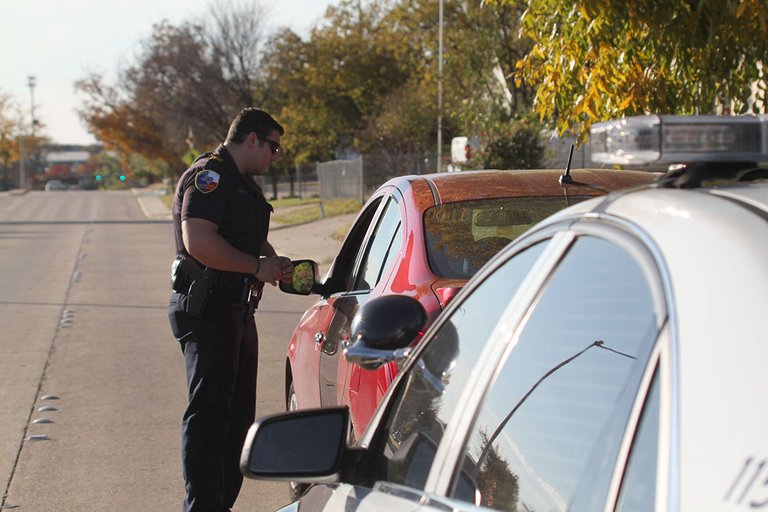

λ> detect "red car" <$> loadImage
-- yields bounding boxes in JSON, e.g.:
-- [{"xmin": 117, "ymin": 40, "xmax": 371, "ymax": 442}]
[{"xmin": 282, "ymin": 169, "xmax": 657, "ymax": 448}]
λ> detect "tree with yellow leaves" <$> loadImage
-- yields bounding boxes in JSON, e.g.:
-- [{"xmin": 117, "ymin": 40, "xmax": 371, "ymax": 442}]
[{"xmin": 490, "ymin": 0, "xmax": 768, "ymax": 140}]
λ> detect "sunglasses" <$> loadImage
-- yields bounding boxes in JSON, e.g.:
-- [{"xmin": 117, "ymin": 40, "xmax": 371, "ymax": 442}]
[{"xmin": 260, "ymin": 137, "xmax": 281, "ymax": 156}]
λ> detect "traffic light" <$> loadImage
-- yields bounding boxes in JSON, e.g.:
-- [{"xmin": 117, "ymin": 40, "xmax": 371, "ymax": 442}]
[
  {"xmin": 119, "ymin": 175, "xmax": 126, "ymax": 181},
  {"xmin": 95, "ymin": 174, "xmax": 102, "ymax": 181}
]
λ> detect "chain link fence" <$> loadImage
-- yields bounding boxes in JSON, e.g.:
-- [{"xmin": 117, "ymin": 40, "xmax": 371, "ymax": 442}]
[
  {"xmin": 317, "ymin": 158, "xmax": 364, "ymax": 201},
  {"xmin": 315, "ymin": 152, "xmax": 435, "ymax": 201},
  {"xmin": 361, "ymin": 152, "xmax": 435, "ymax": 194},
  {"xmin": 259, "ymin": 163, "xmax": 318, "ymax": 199},
  {"xmin": 265, "ymin": 136, "xmax": 597, "ymax": 201}
]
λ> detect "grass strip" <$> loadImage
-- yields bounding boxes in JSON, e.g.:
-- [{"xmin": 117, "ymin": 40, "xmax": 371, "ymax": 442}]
[{"xmin": 272, "ymin": 198, "xmax": 362, "ymax": 225}]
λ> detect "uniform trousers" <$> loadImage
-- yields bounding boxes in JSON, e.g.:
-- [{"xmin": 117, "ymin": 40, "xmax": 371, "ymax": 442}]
[{"xmin": 168, "ymin": 292, "xmax": 258, "ymax": 512}]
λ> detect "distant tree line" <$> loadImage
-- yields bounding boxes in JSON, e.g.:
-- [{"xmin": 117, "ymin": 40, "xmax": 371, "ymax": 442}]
[{"xmin": 72, "ymin": 0, "xmax": 543, "ymax": 182}]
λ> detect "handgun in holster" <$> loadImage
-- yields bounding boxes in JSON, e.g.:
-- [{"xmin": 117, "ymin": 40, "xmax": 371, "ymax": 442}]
[
  {"xmin": 251, "ymin": 280, "xmax": 266, "ymax": 309},
  {"xmin": 236, "ymin": 277, "xmax": 265, "ymax": 311}
]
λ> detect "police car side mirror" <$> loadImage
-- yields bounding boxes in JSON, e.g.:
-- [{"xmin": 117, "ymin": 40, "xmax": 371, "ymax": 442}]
[
  {"xmin": 241, "ymin": 407, "xmax": 350, "ymax": 481},
  {"xmin": 279, "ymin": 259, "xmax": 321, "ymax": 295}
]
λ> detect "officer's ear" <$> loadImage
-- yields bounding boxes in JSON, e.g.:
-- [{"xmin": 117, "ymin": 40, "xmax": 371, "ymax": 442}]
[{"xmin": 246, "ymin": 131, "xmax": 259, "ymax": 149}]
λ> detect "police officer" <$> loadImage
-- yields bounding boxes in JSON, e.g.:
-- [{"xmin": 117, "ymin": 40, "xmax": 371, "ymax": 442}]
[{"xmin": 167, "ymin": 107, "xmax": 293, "ymax": 512}]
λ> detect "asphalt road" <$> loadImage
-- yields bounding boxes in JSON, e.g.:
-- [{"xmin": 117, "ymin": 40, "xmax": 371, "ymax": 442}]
[{"xmin": 0, "ymin": 190, "xmax": 319, "ymax": 511}]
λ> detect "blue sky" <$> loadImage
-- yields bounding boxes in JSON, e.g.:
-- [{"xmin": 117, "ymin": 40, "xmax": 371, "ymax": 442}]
[{"xmin": 0, "ymin": 0, "xmax": 340, "ymax": 145}]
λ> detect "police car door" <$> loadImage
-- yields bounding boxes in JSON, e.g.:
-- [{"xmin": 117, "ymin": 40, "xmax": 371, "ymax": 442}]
[
  {"xmin": 318, "ymin": 194, "xmax": 403, "ymax": 409},
  {"xmin": 280, "ymin": 481, "xmax": 496, "ymax": 512}
]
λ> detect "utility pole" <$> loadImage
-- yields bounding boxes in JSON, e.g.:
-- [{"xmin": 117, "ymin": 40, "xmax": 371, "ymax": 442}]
[
  {"xmin": 18, "ymin": 128, "xmax": 25, "ymax": 190},
  {"xmin": 436, "ymin": 0, "xmax": 444, "ymax": 173},
  {"xmin": 19, "ymin": 76, "xmax": 36, "ymax": 189},
  {"xmin": 27, "ymin": 76, "xmax": 36, "ymax": 181},
  {"xmin": 28, "ymin": 76, "xmax": 36, "ymax": 133}
]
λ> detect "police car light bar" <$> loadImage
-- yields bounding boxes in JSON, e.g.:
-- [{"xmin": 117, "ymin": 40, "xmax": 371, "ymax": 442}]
[{"xmin": 590, "ymin": 115, "xmax": 768, "ymax": 165}]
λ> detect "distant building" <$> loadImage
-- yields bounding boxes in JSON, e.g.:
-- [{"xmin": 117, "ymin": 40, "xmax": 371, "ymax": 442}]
[
  {"xmin": 36, "ymin": 144, "xmax": 102, "ymax": 189},
  {"xmin": 46, "ymin": 150, "xmax": 92, "ymax": 175}
]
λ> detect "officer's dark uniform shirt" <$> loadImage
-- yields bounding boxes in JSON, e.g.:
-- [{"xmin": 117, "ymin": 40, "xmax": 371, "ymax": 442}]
[
  {"xmin": 172, "ymin": 144, "xmax": 272, "ymax": 264},
  {"xmin": 172, "ymin": 145, "xmax": 273, "ymax": 300}
]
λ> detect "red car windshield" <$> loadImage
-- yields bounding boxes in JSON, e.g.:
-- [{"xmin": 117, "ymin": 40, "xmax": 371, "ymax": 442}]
[{"xmin": 425, "ymin": 196, "xmax": 591, "ymax": 279}]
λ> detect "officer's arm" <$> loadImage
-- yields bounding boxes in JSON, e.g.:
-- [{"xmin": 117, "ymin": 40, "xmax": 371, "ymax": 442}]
[
  {"xmin": 260, "ymin": 240, "xmax": 277, "ymax": 257},
  {"xmin": 182, "ymin": 218, "xmax": 286, "ymax": 285},
  {"xmin": 183, "ymin": 218, "xmax": 258, "ymax": 274}
]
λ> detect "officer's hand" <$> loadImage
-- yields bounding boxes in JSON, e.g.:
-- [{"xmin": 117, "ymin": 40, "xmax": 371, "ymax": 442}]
[
  {"xmin": 258, "ymin": 256, "xmax": 293, "ymax": 286},
  {"xmin": 277, "ymin": 256, "xmax": 294, "ymax": 283},
  {"xmin": 257, "ymin": 257, "xmax": 281, "ymax": 286}
]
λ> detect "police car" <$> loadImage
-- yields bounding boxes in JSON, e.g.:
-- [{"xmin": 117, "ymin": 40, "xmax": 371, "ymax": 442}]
[{"xmin": 240, "ymin": 115, "xmax": 768, "ymax": 512}]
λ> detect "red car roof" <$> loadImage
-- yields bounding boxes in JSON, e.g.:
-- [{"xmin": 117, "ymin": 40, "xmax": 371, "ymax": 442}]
[{"xmin": 385, "ymin": 168, "xmax": 659, "ymax": 211}]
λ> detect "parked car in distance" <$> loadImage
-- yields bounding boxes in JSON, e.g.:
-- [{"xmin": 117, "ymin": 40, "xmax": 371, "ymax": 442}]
[
  {"xmin": 448, "ymin": 136, "xmax": 480, "ymax": 171},
  {"xmin": 242, "ymin": 115, "xmax": 768, "ymax": 511},
  {"xmin": 44, "ymin": 179, "xmax": 67, "ymax": 191},
  {"xmin": 280, "ymin": 167, "xmax": 659, "ymax": 467}
]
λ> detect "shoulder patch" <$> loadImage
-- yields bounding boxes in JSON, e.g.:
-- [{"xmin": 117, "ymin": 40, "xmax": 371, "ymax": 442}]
[{"xmin": 195, "ymin": 170, "xmax": 221, "ymax": 194}]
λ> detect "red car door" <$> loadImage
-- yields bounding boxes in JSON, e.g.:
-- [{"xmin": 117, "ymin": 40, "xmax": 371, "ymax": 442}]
[
  {"xmin": 287, "ymin": 299, "xmax": 336, "ymax": 408},
  {"xmin": 317, "ymin": 196, "xmax": 404, "ymax": 420}
]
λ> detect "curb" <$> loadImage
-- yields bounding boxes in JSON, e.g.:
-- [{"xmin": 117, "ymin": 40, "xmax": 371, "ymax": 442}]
[{"xmin": 132, "ymin": 188, "xmax": 173, "ymax": 221}]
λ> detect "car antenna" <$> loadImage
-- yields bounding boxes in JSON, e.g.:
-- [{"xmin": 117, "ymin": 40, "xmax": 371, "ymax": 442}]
[{"xmin": 559, "ymin": 144, "xmax": 574, "ymax": 185}]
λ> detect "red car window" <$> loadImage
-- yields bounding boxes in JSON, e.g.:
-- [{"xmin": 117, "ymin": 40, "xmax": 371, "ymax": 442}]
[
  {"xmin": 354, "ymin": 197, "xmax": 403, "ymax": 291},
  {"xmin": 424, "ymin": 196, "xmax": 592, "ymax": 278}
]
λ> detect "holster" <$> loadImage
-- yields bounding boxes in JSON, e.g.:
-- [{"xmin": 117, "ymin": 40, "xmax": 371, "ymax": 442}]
[
  {"xmin": 171, "ymin": 257, "xmax": 215, "ymax": 318},
  {"xmin": 172, "ymin": 257, "xmax": 260, "ymax": 316},
  {"xmin": 251, "ymin": 280, "xmax": 265, "ymax": 309}
]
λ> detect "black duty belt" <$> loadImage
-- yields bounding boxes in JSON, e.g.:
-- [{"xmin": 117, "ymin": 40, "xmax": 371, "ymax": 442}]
[{"xmin": 171, "ymin": 256, "xmax": 259, "ymax": 305}]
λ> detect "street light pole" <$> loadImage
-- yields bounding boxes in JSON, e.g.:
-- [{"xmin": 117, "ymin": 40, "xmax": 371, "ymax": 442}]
[
  {"xmin": 19, "ymin": 76, "xmax": 36, "ymax": 189},
  {"xmin": 18, "ymin": 127, "xmax": 25, "ymax": 190},
  {"xmin": 436, "ymin": 0, "xmax": 443, "ymax": 173},
  {"xmin": 28, "ymin": 76, "xmax": 36, "ymax": 135},
  {"xmin": 27, "ymin": 76, "xmax": 36, "ymax": 184}
]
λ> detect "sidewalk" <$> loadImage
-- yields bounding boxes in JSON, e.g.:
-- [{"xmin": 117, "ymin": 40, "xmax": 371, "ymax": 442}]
[
  {"xmin": 268, "ymin": 213, "xmax": 355, "ymax": 271},
  {"xmin": 132, "ymin": 188, "xmax": 354, "ymax": 272}
]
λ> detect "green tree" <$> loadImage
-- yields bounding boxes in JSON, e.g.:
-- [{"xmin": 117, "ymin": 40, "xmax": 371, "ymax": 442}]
[
  {"xmin": 355, "ymin": 0, "xmax": 444, "ymax": 158},
  {"xmin": 438, "ymin": 1, "xmax": 534, "ymax": 130},
  {"xmin": 470, "ymin": 119, "xmax": 544, "ymax": 169},
  {"xmin": 262, "ymin": 0, "xmax": 540, "ymax": 171},
  {"xmin": 0, "ymin": 90, "xmax": 50, "ymax": 189},
  {"xmin": 260, "ymin": 27, "xmax": 330, "ymax": 164},
  {"xmin": 127, "ymin": 153, "xmax": 171, "ymax": 186},
  {"xmin": 0, "ymin": 91, "xmax": 20, "ymax": 187},
  {"xmin": 492, "ymin": 0, "xmax": 768, "ymax": 140},
  {"xmin": 376, "ymin": 0, "xmax": 540, "ymax": 169},
  {"xmin": 262, "ymin": 0, "xmax": 415, "ymax": 164}
]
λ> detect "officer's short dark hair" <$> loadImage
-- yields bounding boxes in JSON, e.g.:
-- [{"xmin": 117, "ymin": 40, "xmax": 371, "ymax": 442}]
[{"xmin": 225, "ymin": 107, "xmax": 284, "ymax": 144}]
